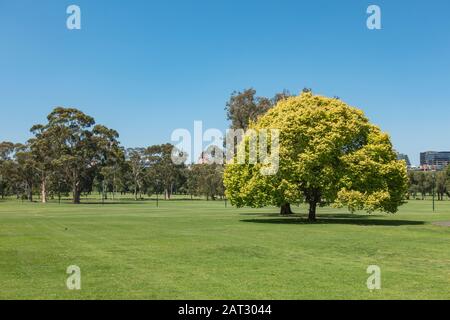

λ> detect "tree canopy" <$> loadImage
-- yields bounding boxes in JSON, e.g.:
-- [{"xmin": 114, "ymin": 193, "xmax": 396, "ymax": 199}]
[{"xmin": 224, "ymin": 92, "xmax": 409, "ymax": 221}]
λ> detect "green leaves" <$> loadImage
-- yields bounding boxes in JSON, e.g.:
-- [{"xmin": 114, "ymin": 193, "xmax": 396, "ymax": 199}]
[
  {"xmin": 224, "ymin": 92, "xmax": 409, "ymax": 217},
  {"xmin": 30, "ymin": 107, "xmax": 122, "ymax": 203}
]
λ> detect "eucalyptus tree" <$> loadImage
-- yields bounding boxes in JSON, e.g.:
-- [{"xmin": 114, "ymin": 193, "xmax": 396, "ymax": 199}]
[
  {"xmin": 225, "ymin": 89, "xmax": 294, "ymax": 131},
  {"xmin": 92, "ymin": 125, "xmax": 124, "ymax": 200},
  {"xmin": 32, "ymin": 107, "xmax": 121, "ymax": 204},
  {"xmin": 29, "ymin": 124, "xmax": 57, "ymax": 203},
  {"xmin": 126, "ymin": 148, "xmax": 147, "ymax": 200},
  {"xmin": 225, "ymin": 88, "xmax": 272, "ymax": 131}
]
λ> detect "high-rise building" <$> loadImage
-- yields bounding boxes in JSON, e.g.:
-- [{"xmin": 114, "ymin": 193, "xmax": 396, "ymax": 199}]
[
  {"xmin": 420, "ymin": 151, "xmax": 450, "ymax": 169},
  {"xmin": 396, "ymin": 153, "xmax": 411, "ymax": 167}
]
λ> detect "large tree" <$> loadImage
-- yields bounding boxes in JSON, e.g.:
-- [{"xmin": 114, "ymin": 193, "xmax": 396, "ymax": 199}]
[
  {"xmin": 224, "ymin": 92, "xmax": 408, "ymax": 221},
  {"xmin": 33, "ymin": 107, "xmax": 121, "ymax": 204}
]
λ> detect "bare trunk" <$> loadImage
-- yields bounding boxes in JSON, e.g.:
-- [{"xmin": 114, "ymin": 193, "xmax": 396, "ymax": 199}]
[{"xmin": 41, "ymin": 179, "xmax": 47, "ymax": 203}]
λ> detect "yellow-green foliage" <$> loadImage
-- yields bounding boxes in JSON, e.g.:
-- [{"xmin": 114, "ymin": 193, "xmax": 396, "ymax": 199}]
[{"xmin": 223, "ymin": 92, "xmax": 408, "ymax": 213}]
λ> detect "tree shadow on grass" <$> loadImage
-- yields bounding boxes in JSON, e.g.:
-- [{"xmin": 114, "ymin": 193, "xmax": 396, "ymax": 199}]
[
  {"xmin": 239, "ymin": 212, "xmax": 387, "ymax": 219},
  {"xmin": 239, "ymin": 212, "xmax": 284, "ymax": 217},
  {"xmin": 241, "ymin": 216, "xmax": 425, "ymax": 226}
]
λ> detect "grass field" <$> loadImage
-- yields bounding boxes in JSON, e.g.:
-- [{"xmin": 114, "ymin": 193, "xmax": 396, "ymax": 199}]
[{"xmin": 0, "ymin": 197, "xmax": 449, "ymax": 299}]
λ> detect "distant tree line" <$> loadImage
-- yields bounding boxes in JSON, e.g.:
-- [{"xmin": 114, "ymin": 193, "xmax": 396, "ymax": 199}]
[
  {"xmin": 0, "ymin": 87, "xmax": 294, "ymax": 204},
  {"xmin": 407, "ymin": 168, "xmax": 450, "ymax": 200},
  {"xmin": 0, "ymin": 108, "xmax": 224, "ymax": 203}
]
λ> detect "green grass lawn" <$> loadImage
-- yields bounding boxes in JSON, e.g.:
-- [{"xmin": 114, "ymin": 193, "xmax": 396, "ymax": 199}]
[{"xmin": 0, "ymin": 197, "xmax": 449, "ymax": 299}]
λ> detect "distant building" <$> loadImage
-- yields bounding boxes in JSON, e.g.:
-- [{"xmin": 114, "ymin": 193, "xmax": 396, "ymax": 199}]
[
  {"xmin": 420, "ymin": 151, "xmax": 450, "ymax": 171},
  {"xmin": 396, "ymin": 152, "xmax": 411, "ymax": 167}
]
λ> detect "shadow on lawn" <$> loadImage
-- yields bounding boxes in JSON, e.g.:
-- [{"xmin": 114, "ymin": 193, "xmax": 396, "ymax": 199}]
[
  {"xmin": 240, "ymin": 212, "xmax": 386, "ymax": 219},
  {"xmin": 241, "ymin": 216, "xmax": 425, "ymax": 226}
]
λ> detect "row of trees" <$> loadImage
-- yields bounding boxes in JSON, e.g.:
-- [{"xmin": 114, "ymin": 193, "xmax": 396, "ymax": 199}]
[
  {"xmin": 0, "ymin": 108, "xmax": 225, "ymax": 203},
  {"xmin": 0, "ymin": 87, "xmax": 299, "ymax": 204},
  {"xmin": 408, "ymin": 168, "xmax": 450, "ymax": 200}
]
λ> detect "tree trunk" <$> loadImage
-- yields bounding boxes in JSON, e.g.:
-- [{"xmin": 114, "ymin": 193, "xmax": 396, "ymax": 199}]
[
  {"xmin": 112, "ymin": 174, "xmax": 116, "ymax": 201},
  {"xmin": 280, "ymin": 203, "xmax": 293, "ymax": 215},
  {"xmin": 306, "ymin": 189, "xmax": 320, "ymax": 222},
  {"xmin": 73, "ymin": 181, "xmax": 81, "ymax": 204},
  {"xmin": 41, "ymin": 178, "xmax": 47, "ymax": 204},
  {"xmin": 308, "ymin": 200, "xmax": 317, "ymax": 222},
  {"xmin": 165, "ymin": 188, "xmax": 171, "ymax": 200}
]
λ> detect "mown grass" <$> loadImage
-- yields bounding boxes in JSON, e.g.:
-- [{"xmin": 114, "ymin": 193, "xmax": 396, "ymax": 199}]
[{"xmin": 0, "ymin": 197, "xmax": 449, "ymax": 299}]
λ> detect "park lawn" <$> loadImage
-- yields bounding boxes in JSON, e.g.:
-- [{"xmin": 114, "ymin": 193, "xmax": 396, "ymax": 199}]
[{"xmin": 0, "ymin": 198, "xmax": 449, "ymax": 300}]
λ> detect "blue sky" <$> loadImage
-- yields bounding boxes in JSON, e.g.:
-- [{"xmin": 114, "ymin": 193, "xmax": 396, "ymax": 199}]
[{"xmin": 1, "ymin": 0, "xmax": 450, "ymax": 165}]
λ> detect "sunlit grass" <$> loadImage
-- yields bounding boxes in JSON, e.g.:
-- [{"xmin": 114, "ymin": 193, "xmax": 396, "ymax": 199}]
[{"xmin": 0, "ymin": 198, "xmax": 449, "ymax": 299}]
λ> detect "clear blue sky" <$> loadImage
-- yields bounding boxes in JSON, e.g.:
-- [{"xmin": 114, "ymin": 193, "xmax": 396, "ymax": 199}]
[{"xmin": 1, "ymin": 0, "xmax": 450, "ymax": 165}]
